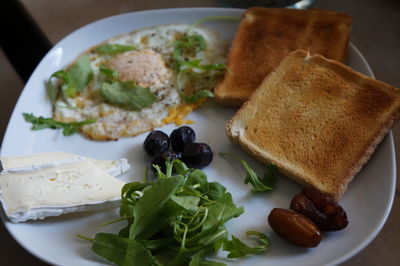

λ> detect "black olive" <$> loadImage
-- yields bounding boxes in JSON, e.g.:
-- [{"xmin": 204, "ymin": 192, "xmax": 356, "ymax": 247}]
[
  {"xmin": 143, "ymin": 130, "xmax": 170, "ymax": 156},
  {"xmin": 151, "ymin": 151, "xmax": 179, "ymax": 174},
  {"xmin": 181, "ymin": 143, "xmax": 213, "ymax": 168},
  {"xmin": 170, "ymin": 126, "xmax": 196, "ymax": 152}
]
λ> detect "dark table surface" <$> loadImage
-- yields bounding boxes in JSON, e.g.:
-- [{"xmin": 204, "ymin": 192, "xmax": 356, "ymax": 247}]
[{"xmin": 1, "ymin": 0, "xmax": 399, "ymax": 265}]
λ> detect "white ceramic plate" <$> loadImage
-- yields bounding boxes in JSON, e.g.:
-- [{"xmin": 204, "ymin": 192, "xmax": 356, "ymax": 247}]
[{"xmin": 0, "ymin": 8, "xmax": 396, "ymax": 266}]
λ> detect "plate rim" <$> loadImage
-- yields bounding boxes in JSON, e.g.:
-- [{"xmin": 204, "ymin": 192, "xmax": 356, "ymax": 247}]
[{"xmin": 0, "ymin": 7, "xmax": 396, "ymax": 266}]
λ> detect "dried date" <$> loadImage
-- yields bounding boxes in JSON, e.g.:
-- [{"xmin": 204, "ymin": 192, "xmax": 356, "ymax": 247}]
[
  {"xmin": 290, "ymin": 188, "xmax": 348, "ymax": 231},
  {"xmin": 268, "ymin": 208, "xmax": 322, "ymax": 248}
]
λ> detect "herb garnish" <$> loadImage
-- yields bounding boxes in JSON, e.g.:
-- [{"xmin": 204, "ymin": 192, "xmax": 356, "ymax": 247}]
[
  {"xmin": 99, "ymin": 64, "xmax": 119, "ymax": 80},
  {"xmin": 101, "ymin": 81, "xmax": 157, "ymax": 111},
  {"xmin": 95, "ymin": 43, "xmax": 137, "ymax": 55},
  {"xmin": 224, "ymin": 230, "xmax": 269, "ymax": 258},
  {"xmin": 23, "ymin": 113, "xmax": 96, "ymax": 136},
  {"xmin": 220, "ymin": 152, "xmax": 278, "ymax": 192},
  {"xmin": 77, "ymin": 159, "xmax": 269, "ymax": 265},
  {"xmin": 173, "ymin": 16, "xmax": 239, "ymax": 103},
  {"xmin": 48, "ymin": 55, "xmax": 93, "ymax": 100}
]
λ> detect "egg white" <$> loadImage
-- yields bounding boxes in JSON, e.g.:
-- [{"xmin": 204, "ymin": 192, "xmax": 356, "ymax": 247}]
[{"xmin": 53, "ymin": 24, "xmax": 226, "ymax": 140}]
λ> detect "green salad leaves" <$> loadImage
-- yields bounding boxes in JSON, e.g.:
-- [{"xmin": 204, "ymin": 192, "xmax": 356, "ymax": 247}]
[
  {"xmin": 22, "ymin": 113, "xmax": 96, "ymax": 136},
  {"xmin": 95, "ymin": 43, "xmax": 137, "ymax": 55},
  {"xmin": 220, "ymin": 152, "xmax": 278, "ymax": 192},
  {"xmin": 223, "ymin": 231, "xmax": 269, "ymax": 258},
  {"xmin": 172, "ymin": 17, "xmax": 239, "ymax": 103},
  {"xmin": 78, "ymin": 160, "xmax": 269, "ymax": 265},
  {"xmin": 97, "ymin": 64, "xmax": 157, "ymax": 111},
  {"xmin": 48, "ymin": 55, "xmax": 93, "ymax": 100},
  {"xmin": 101, "ymin": 81, "xmax": 157, "ymax": 111}
]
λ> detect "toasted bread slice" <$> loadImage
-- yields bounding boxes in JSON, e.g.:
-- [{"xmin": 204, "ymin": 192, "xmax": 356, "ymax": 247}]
[
  {"xmin": 215, "ymin": 7, "xmax": 352, "ymax": 107},
  {"xmin": 227, "ymin": 50, "xmax": 400, "ymax": 199}
]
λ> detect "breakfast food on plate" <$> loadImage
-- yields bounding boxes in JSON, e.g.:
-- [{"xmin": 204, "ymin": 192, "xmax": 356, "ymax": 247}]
[
  {"xmin": 0, "ymin": 152, "xmax": 130, "ymax": 222},
  {"xmin": 290, "ymin": 188, "xmax": 348, "ymax": 231},
  {"xmin": 268, "ymin": 208, "xmax": 322, "ymax": 248},
  {"xmin": 215, "ymin": 7, "xmax": 352, "ymax": 107},
  {"xmin": 227, "ymin": 49, "xmax": 400, "ymax": 199},
  {"xmin": 0, "ymin": 151, "xmax": 130, "ymax": 177},
  {"xmin": 143, "ymin": 126, "xmax": 213, "ymax": 174},
  {"xmin": 268, "ymin": 188, "xmax": 348, "ymax": 247},
  {"xmin": 50, "ymin": 23, "xmax": 226, "ymax": 140}
]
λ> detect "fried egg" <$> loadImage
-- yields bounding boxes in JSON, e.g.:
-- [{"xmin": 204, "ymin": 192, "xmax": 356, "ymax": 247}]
[{"xmin": 53, "ymin": 24, "xmax": 226, "ymax": 140}]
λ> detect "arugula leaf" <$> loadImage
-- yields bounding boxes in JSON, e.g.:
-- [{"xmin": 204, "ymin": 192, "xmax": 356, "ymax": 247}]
[
  {"xmin": 182, "ymin": 59, "xmax": 226, "ymax": 71},
  {"xmin": 23, "ymin": 113, "xmax": 96, "ymax": 136},
  {"xmin": 69, "ymin": 55, "xmax": 93, "ymax": 91},
  {"xmin": 99, "ymin": 64, "xmax": 119, "ymax": 80},
  {"xmin": 202, "ymin": 193, "xmax": 244, "ymax": 230},
  {"xmin": 46, "ymin": 78, "xmax": 60, "ymax": 105},
  {"xmin": 101, "ymin": 81, "xmax": 157, "ymax": 111},
  {"xmin": 92, "ymin": 233, "xmax": 156, "ymax": 266},
  {"xmin": 169, "ymin": 195, "xmax": 200, "ymax": 213},
  {"xmin": 120, "ymin": 182, "xmax": 152, "ymax": 218},
  {"xmin": 219, "ymin": 152, "xmax": 277, "ymax": 192},
  {"xmin": 129, "ymin": 176, "xmax": 184, "ymax": 239},
  {"xmin": 223, "ymin": 231, "xmax": 269, "ymax": 258},
  {"xmin": 49, "ymin": 55, "xmax": 93, "ymax": 98},
  {"xmin": 50, "ymin": 70, "xmax": 76, "ymax": 98},
  {"xmin": 181, "ymin": 90, "xmax": 214, "ymax": 103},
  {"xmin": 95, "ymin": 43, "xmax": 137, "ymax": 55},
  {"xmin": 207, "ymin": 182, "xmax": 227, "ymax": 201}
]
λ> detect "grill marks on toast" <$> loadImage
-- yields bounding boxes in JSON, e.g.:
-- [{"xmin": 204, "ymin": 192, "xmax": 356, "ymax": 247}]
[
  {"xmin": 215, "ymin": 7, "xmax": 352, "ymax": 107},
  {"xmin": 227, "ymin": 50, "xmax": 400, "ymax": 199}
]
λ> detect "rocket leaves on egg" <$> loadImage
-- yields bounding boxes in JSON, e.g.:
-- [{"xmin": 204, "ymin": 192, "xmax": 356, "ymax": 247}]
[
  {"xmin": 22, "ymin": 113, "xmax": 96, "ymax": 136},
  {"xmin": 180, "ymin": 90, "xmax": 215, "ymax": 103},
  {"xmin": 101, "ymin": 81, "xmax": 157, "ymax": 111},
  {"xmin": 172, "ymin": 17, "xmax": 237, "ymax": 103},
  {"xmin": 77, "ymin": 159, "xmax": 269, "ymax": 266},
  {"xmin": 95, "ymin": 43, "xmax": 137, "ymax": 55},
  {"xmin": 48, "ymin": 55, "xmax": 93, "ymax": 99},
  {"xmin": 173, "ymin": 34, "xmax": 206, "ymax": 72},
  {"xmin": 99, "ymin": 64, "xmax": 119, "ymax": 80}
]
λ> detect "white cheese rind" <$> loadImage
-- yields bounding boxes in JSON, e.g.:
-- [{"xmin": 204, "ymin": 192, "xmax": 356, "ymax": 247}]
[
  {"xmin": 0, "ymin": 151, "xmax": 131, "ymax": 177},
  {"xmin": 0, "ymin": 160, "xmax": 125, "ymax": 223}
]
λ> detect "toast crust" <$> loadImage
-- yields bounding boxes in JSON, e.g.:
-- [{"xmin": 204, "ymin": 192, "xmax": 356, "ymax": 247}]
[
  {"xmin": 227, "ymin": 50, "xmax": 400, "ymax": 199},
  {"xmin": 215, "ymin": 7, "xmax": 352, "ymax": 107}
]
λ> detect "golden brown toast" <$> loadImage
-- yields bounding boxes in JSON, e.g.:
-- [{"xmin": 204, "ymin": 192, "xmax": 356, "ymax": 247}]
[
  {"xmin": 215, "ymin": 7, "xmax": 352, "ymax": 107},
  {"xmin": 227, "ymin": 50, "xmax": 400, "ymax": 199}
]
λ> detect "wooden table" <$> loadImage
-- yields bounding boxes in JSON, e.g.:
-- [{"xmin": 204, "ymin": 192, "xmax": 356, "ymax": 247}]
[{"xmin": 1, "ymin": 0, "xmax": 399, "ymax": 265}]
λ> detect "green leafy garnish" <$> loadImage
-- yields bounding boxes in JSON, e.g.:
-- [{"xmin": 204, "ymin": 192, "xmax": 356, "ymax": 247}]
[
  {"xmin": 95, "ymin": 43, "xmax": 137, "ymax": 55},
  {"xmin": 220, "ymin": 152, "xmax": 278, "ymax": 192},
  {"xmin": 181, "ymin": 90, "xmax": 215, "ymax": 103},
  {"xmin": 172, "ymin": 16, "xmax": 238, "ymax": 103},
  {"xmin": 223, "ymin": 231, "xmax": 269, "ymax": 258},
  {"xmin": 77, "ymin": 233, "xmax": 156, "ymax": 266},
  {"xmin": 181, "ymin": 59, "xmax": 226, "ymax": 72},
  {"xmin": 174, "ymin": 34, "xmax": 207, "ymax": 73},
  {"xmin": 78, "ymin": 159, "xmax": 270, "ymax": 265},
  {"xmin": 99, "ymin": 64, "xmax": 119, "ymax": 80},
  {"xmin": 101, "ymin": 81, "xmax": 157, "ymax": 111},
  {"xmin": 48, "ymin": 55, "xmax": 93, "ymax": 99},
  {"xmin": 23, "ymin": 113, "xmax": 96, "ymax": 136}
]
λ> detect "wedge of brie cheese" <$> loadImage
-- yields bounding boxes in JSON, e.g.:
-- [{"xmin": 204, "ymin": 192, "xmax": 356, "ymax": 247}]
[
  {"xmin": 0, "ymin": 151, "xmax": 130, "ymax": 177},
  {"xmin": 0, "ymin": 153, "xmax": 130, "ymax": 222}
]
